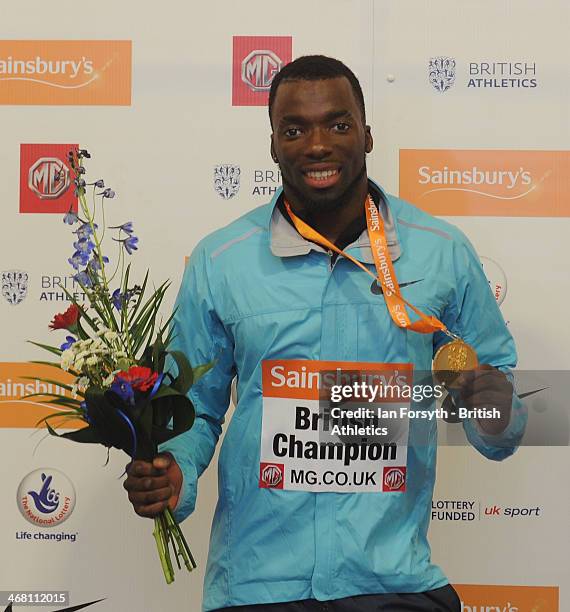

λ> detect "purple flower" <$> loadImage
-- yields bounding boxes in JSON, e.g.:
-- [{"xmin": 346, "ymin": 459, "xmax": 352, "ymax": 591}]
[
  {"xmin": 88, "ymin": 255, "xmax": 109, "ymax": 272},
  {"xmin": 89, "ymin": 179, "xmax": 105, "ymax": 188},
  {"xmin": 73, "ymin": 271, "xmax": 92, "ymax": 287},
  {"xmin": 110, "ymin": 221, "xmax": 134, "ymax": 235},
  {"xmin": 73, "ymin": 238, "xmax": 95, "ymax": 255},
  {"xmin": 73, "ymin": 223, "xmax": 96, "ymax": 240},
  {"xmin": 60, "ymin": 335, "xmax": 77, "ymax": 351},
  {"xmin": 111, "ymin": 288, "xmax": 122, "ymax": 310},
  {"xmin": 110, "ymin": 377, "xmax": 135, "ymax": 406},
  {"xmin": 123, "ymin": 235, "xmax": 138, "ymax": 254},
  {"xmin": 98, "ymin": 188, "xmax": 116, "ymax": 199},
  {"xmin": 63, "ymin": 210, "xmax": 79, "ymax": 225},
  {"xmin": 79, "ymin": 149, "xmax": 91, "ymax": 159},
  {"xmin": 68, "ymin": 251, "xmax": 90, "ymax": 270}
]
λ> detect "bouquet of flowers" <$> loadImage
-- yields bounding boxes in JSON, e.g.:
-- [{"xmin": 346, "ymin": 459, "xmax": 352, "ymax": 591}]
[{"xmin": 26, "ymin": 148, "xmax": 212, "ymax": 584}]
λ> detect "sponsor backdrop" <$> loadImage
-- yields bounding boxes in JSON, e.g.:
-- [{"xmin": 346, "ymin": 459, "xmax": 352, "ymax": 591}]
[{"xmin": 0, "ymin": 0, "xmax": 567, "ymax": 610}]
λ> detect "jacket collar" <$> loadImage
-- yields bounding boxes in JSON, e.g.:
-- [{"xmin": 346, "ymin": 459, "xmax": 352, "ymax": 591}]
[{"xmin": 269, "ymin": 179, "xmax": 402, "ymax": 263}]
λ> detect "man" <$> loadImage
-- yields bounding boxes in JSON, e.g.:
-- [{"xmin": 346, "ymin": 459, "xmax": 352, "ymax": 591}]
[{"xmin": 124, "ymin": 56, "xmax": 526, "ymax": 611}]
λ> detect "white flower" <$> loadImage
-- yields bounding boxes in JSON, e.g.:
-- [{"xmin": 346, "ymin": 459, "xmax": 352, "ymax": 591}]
[
  {"xmin": 104, "ymin": 330, "xmax": 118, "ymax": 342},
  {"xmin": 103, "ymin": 372, "xmax": 118, "ymax": 387},
  {"xmin": 60, "ymin": 349, "xmax": 75, "ymax": 371},
  {"xmin": 86, "ymin": 356, "xmax": 99, "ymax": 366},
  {"xmin": 77, "ymin": 376, "xmax": 89, "ymax": 389},
  {"xmin": 75, "ymin": 357, "xmax": 84, "ymax": 371}
]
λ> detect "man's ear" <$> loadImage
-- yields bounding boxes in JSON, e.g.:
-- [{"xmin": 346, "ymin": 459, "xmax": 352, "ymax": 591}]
[
  {"xmin": 270, "ymin": 136, "xmax": 279, "ymax": 163},
  {"xmin": 365, "ymin": 126, "xmax": 373, "ymax": 154}
]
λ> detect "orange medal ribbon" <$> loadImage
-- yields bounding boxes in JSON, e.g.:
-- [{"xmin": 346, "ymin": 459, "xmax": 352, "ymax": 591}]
[{"xmin": 284, "ymin": 194, "xmax": 454, "ymax": 336}]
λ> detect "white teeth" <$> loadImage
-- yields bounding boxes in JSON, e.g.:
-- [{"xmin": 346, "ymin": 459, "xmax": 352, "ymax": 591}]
[{"xmin": 306, "ymin": 169, "xmax": 338, "ymax": 180}]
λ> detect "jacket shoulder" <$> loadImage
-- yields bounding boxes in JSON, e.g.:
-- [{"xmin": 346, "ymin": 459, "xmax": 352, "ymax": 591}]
[{"xmin": 386, "ymin": 194, "xmax": 472, "ymax": 247}]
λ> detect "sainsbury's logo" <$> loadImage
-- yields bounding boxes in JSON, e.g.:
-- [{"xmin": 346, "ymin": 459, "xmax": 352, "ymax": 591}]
[
  {"xmin": 0, "ymin": 40, "xmax": 131, "ymax": 105},
  {"xmin": 0, "ymin": 363, "xmax": 79, "ymax": 429},
  {"xmin": 418, "ymin": 166, "xmax": 534, "ymax": 195},
  {"xmin": 400, "ymin": 149, "xmax": 570, "ymax": 217},
  {"xmin": 454, "ymin": 584, "xmax": 558, "ymax": 612}
]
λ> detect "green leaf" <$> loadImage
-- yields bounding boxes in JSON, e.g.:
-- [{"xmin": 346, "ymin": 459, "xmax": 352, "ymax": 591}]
[
  {"xmin": 169, "ymin": 351, "xmax": 193, "ymax": 395},
  {"xmin": 20, "ymin": 376, "xmax": 76, "ymax": 394},
  {"xmin": 193, "ymin": 360, "xmax": 216, "ymax": 384},
  {"xmin": 62, "ymin": 426, "xmax": 106, "ymax": 445},
  {"xmin": 27, "ymin": 341, "xmax": 62, "ymax": 357}
]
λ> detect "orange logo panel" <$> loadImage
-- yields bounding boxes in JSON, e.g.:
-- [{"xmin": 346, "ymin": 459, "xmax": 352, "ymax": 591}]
[
  {"xmin": 400, "ymin": 149, "xmax": 570, "ymax": 217},
  {"xmin": 0, "ymin": 40, "xmax": 131, "ymax": 105},
  {"xmin": 0, "ymin": 363, "xmax": 84, "ymax": 428},
  {"xmin": 454, "ymin": 584, "xmax": 559, "ymax": 611}
]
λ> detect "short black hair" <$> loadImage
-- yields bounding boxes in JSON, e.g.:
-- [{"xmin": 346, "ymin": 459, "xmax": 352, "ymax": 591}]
[{"xmin": 268, "ymin": 55, "xmax": 366, "ymax": 126}]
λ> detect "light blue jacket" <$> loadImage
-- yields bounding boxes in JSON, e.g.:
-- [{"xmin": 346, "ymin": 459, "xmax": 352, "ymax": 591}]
[{"xmin": 161, "ymin": 181, "xmax": 526, "ymax": 611}]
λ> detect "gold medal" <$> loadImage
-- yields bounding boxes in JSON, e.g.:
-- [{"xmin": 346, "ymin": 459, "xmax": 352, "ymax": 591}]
[{"xmin": 433, "ymin": 339, "xmax": 478, "ymax": 387}]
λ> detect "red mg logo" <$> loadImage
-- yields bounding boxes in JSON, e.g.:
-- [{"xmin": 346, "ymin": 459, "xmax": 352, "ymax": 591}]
[
  {"xmin": 20, "ymin": 144, "xmax": 78, "ymax": 214},
  {"xmin": 259, "ymin": 462, "xmax": 284, "ymax": 489},
  {"xmin": 232, "ymin": 36, "xmax": 292, "ymax": 106},
  {"xmin": 28, "ymin": 157, "xmax": 70, "ymax": 199},
  {"xmin": 242, "ymin": 50, "xmax": 282, "ymax": 92},
  {"xmin": 382, "ymin": 467, "xmax": 406, "ymax": 492}
]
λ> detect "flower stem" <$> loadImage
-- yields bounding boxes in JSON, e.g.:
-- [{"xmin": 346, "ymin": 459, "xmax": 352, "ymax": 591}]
[{"xmin": 152, "ymin": 508, "xmax": 196, "ymax": 584}]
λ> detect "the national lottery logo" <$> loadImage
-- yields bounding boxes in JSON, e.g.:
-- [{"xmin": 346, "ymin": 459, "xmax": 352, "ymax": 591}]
[
  {"xmin": 1, "ymin": 270, "xmax": 28, "ymax": 305},
  {"xmin": 259, "ymin": 462, "xmax": 284, "ymax": 489},
  {"xmin": 17, "ymin": 468, "xmax": 76, "ymax": 527},
  {"xmin": 214, "ymin": 164, "xmax": 241, "ymax": 200},
  {"xmin": 428, "ymin": 57, "xmax": 456, "ymax": 93},
  {"xmin": 382, "ymin": 466, "xmax": 406, "ymax": 492},
  {"xmin": 480, "ymin": 256, "xmax": 508, "ymax": 306}
]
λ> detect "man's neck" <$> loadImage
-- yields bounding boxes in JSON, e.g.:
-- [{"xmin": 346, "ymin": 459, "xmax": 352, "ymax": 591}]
[{"xmin": 284, "ymin": 177, "xmax": 369, "ymax": 246}]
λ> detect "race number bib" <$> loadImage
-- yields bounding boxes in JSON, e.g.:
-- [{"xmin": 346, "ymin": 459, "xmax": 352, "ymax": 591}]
[{"xmin": 259, "ymin": 360, "xmax": 412, "ymax": 493}]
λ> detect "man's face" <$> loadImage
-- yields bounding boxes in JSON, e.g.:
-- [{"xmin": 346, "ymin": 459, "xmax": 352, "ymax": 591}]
[{"xmin": 270, "ymin": 77, "xmax": 372, "ymax": 213}]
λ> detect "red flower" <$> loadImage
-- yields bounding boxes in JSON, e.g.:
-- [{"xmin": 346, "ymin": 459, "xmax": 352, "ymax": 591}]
[
  {"xmin": 49, "ymin": 303, "xmax": 80, "ymax": 331},
  {"xmin": 115, "ymin": 366, "xmax": 159, "ymax": 392}
]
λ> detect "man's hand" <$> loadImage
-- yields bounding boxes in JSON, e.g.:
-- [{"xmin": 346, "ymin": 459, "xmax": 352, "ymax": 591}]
[
  {"xmin": 123, "ymin": 453, "xmax": 183, "ymax": 518},
  {"xmin": 456, "ymin": 364, "xmax": 513, "ymax": 435}
]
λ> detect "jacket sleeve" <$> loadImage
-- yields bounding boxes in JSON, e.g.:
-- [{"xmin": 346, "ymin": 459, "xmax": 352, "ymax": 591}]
[
  {"xmin": 434, "ymin": 232, "xmax": 527, "ymax": 461},
  {"xmin": 159, "ymin": 243, "xmax": 235, "ymax": 521}
]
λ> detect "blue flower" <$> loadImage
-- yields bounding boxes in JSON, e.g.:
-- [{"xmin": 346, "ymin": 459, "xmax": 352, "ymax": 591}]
[
  {"xmin": 60, "ymin": 335, "xmax": 77, "ymax": 351},
  {"xmin": 73, "ymin": 238, "xmax": 95, "ymax": 255},
  {"xmin": 73, "ymin": 271, "xmax": 92, "ymax": 287},
  {"xmin": 98, "ymin": 188, "xmax": 116, "ymax": 199},
  {"xmin": 115, "ymin": 236, "xmax": 139, "ymax": 255},
  {"xmin": 88, "ymin": 255, "xmax": 109, "ymax": 272},
  {"xmin": 123, "ymin": 235, "xmax": 138, "ymax": 254},
  {"xmin": 111, "ymin": 288, "xmax": 122, "ymax": 310},
  {"xmin": 73, "ymin": 223, "xmax": 96, "ymax": 240},
  {"xmin": 110, "ymin": 377, "xmax": 135, "ymax": 406},
  {"xmin": 110, "ymin": 221, "xmax": 134, "ymax": 235},
  {"xmin": 68, "ymin": 251, "xmax": 90, "ymax": 270},
  {"xmin": 63, "ymin": 210, "xmax": 79, "ymax": 225}
]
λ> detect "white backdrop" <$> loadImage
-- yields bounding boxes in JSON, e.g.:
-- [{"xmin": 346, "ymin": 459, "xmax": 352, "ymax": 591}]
[{"xmin": 0, "ymin": 1, "xmax": 567, "ymax": 610}]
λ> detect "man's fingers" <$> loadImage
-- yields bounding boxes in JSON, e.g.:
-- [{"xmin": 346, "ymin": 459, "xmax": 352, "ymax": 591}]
[
  {"xmin": 133, "ymin": 499, "xmax": 171, "ymax": 518},
  {"xmin": 128, "ymin": 485, "xmax": 173, "ymax": 507},
  {"xmin": 123, "ymin": 473, "xmax": 172, "ymax": 493}
]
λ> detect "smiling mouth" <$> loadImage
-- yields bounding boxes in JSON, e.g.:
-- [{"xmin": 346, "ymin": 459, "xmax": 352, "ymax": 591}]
[{"xmin": 303, "ymin": 168, "xmax": 341, "ymax": 188}]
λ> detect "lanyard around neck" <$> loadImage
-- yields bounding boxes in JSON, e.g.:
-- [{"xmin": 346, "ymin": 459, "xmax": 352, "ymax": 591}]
[{"xmin": 284, "ymin": 195, "xmax": 452, "ymax": 336}]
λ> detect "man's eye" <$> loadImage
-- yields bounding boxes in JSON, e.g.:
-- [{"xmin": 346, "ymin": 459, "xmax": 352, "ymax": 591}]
[
  {"xmin": 333, "ymin": 122, "xmax": 350, "ymax": 132},
  {"xmin": 284, "ymin": 127, "xmax": 302, "ymax": 137}
]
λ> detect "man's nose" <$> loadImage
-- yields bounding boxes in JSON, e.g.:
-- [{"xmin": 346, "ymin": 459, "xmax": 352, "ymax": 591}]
[{"xmin": 305, "ymin": 128, "xmax": 332, "ymax": 158}]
